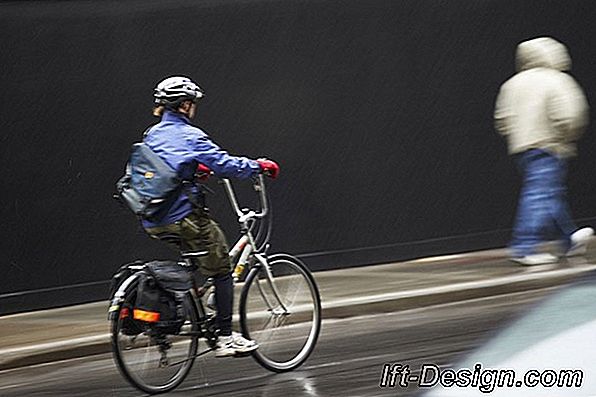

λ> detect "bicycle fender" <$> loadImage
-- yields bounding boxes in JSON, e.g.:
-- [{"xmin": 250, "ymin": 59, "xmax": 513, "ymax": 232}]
[{"xmin": 108, "ymin": 273, "xmax": 141, "ymax": 320}]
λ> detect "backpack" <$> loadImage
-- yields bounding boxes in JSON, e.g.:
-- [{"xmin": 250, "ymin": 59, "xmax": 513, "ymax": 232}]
[
  {"xmin": 115, "ymin": 142, "xmax": 182, "ymax": 219},
  {"xmin": 133, "ymin": 261, "xmax": 194, "ymax": 334}
]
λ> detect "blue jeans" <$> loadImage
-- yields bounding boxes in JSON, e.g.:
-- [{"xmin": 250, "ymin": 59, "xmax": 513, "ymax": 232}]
[{"xmin": 510, "ymin": 149, "xmax": 577, "ymax": 257}]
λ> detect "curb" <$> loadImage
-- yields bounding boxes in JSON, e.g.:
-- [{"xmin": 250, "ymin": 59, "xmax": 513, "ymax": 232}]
[
  {"xmin": 1, "ymin": 263, "xmax": 595, "ymax": 371},
  {"xmin": 323, "ymin": 264, "xmax": 596, "ymax": 318}
]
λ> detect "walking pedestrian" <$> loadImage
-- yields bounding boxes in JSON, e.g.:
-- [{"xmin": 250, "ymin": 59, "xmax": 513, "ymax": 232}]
[{"xmin": 494, "ymin": 37, "xmax": 592, "ymax": 265}]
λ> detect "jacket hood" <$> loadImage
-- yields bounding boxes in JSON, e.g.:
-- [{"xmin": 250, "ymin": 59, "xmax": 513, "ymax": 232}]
[{"xmin": 515, "ymin": 37, "xmax": 571, "ymax": 72}]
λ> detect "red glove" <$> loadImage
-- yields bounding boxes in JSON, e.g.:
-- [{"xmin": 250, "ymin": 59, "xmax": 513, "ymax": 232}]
[
  {"xmin": 196, "ymin": 163, "xmax": 212, "ymax": 181},
  {"xmin": 257, "ymin": 159, "xmax": 280, "ymax": 179}
]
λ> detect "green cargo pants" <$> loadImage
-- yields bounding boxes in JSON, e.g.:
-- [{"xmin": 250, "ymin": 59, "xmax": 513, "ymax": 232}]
[{"xmin": 144, "ymin": 208, "xmax": 232, "ymax": 277}]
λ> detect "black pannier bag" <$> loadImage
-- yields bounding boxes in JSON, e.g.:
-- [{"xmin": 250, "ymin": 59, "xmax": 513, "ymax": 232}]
[
  {"xmin": 133, "ymin": 261, "xmax": 194, "ymax": 334},
  {"xmin": 109, "ymin": 260, "xmax": 145, "ymax": 298},
  {"xmin": 109, "ymin": 261, "xmax": 146, "ymax": 336}
]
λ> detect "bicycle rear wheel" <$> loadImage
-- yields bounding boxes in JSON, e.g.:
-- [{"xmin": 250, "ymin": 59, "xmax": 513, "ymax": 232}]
[
  {"xmin": 110, "ymin": 274, "xmax": 199, "ymax": 394},
  {"xmin": 239, "ymin": 253, "xmax": 321, "ymax": 372}
]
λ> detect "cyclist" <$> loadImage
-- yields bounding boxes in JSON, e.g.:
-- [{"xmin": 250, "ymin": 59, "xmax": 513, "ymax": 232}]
[{"xmin": 141, "ymin": 76, "xmax": 279, "ymax": 357}]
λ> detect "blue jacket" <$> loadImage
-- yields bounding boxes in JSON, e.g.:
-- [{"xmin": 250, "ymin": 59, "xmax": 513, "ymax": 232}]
[{"xmin": 141, "ymin": 110, "xmax": 260, "ymax": 227}]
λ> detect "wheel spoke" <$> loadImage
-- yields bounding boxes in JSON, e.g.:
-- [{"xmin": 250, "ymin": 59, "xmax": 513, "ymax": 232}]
[
  {"xmin": 240, "ymin": 254, "xmax": 321, "ymax": 372},
  {"xmin": 111, "ymin": 284, "xmax": 200, "ymax": 394}
]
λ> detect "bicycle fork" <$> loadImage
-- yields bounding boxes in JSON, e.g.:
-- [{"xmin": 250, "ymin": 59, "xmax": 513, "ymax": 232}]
[{"xmin": 253, "ymin": 254, "xmax": 289, "ymax": 315}]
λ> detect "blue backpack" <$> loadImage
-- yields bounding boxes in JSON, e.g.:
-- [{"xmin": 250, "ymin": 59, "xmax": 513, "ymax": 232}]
[{"xmin": 116, "ymin": 142, "xmax": 182, "ymax": 219}]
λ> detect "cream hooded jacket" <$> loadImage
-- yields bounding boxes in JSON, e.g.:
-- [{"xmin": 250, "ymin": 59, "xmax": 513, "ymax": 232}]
[{"xmin": 494, "ymin": 37, "xmax": 589, "ymax": 158}]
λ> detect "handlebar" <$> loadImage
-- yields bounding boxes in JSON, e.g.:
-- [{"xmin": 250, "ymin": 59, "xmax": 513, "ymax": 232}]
[{"xmin": 221, "ymin": 174, "xmax": 269, "ymax": 224}]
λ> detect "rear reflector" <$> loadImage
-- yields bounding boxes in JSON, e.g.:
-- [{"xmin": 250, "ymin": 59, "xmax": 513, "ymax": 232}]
[
  {"xmin": 119, "ymin": 307, "xmax": 130, "ymax": 319},
  {"xmin": 133, "ymin": 309, "xmax": 160, "ymax": 322}
]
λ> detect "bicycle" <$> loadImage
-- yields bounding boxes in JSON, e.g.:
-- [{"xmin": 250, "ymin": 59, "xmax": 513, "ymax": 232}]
[{"xmin": 108, "ymin": 175, "xmax": 322, "ymax": 394}]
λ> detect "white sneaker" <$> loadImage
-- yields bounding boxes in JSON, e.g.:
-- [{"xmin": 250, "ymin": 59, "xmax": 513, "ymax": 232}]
[
  {"xmin": 510, "ymin": 253, "xmax": 558, "ymax": 266},
  {"xmin": 215, "ymin": 332, "xmax": 258, "ymax": 357},
  {"xmin": 566, "ymin": 227, "xmax": 594, "ymax": 257}
]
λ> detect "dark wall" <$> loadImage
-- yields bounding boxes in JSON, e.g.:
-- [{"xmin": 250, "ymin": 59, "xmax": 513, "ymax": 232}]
[{"xmin": 2, "ymin": 0, "xmax": 596, "ymax": 313}]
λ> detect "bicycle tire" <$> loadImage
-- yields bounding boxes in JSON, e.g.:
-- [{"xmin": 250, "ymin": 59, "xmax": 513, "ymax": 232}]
[
  {"xmin": 239, "ymin": 253, "xmax": 321, "ymax": 372},
  {"xmin": 110, "ymin": 273, "xmax": 199, "ymax": 394}
]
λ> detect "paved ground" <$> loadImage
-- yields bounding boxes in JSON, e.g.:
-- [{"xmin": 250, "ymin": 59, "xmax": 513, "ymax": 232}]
[
  {"xmin": 1, "ymin": 243, "xmax": 595, "ymax": 372},
  {"xmin": 0, "ymin": 288, "xmax": 556, "ymax": 397}
]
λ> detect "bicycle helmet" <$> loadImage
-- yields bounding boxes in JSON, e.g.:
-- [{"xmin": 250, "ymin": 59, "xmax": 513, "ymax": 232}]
[{"xmin": 153, "ymin": 76, "xmax": 205, "ymax": 109}]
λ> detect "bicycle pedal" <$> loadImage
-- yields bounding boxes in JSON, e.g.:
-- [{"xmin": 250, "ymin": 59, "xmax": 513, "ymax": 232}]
[{"xmin": 233, "ymin": 351, "xmax": 253, "ymax": 358}]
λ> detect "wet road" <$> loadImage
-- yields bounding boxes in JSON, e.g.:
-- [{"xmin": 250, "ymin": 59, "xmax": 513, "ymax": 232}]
[{"xmin": 0, "ymin": 288, "xmax": 555, "ymax": 397}]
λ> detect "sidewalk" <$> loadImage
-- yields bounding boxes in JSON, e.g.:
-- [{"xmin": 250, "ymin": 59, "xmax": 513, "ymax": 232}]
[{"xmin": 1, "ymin": 246, "xmax": 596, "ymax": 371}]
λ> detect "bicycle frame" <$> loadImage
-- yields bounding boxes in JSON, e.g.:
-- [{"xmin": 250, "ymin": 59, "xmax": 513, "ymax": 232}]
[
  {"xmin": 222, "ymin": 175, "xmax": 288, "ymax": 313},
  {"xmin": 110, "ymin": 176, "xmax": 287, "ymax": 332}
]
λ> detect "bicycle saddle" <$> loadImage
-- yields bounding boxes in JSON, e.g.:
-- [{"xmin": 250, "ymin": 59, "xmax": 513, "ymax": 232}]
[{"xmin": 180, "ymin": 250, "xmax": 208, "ymax": 259}]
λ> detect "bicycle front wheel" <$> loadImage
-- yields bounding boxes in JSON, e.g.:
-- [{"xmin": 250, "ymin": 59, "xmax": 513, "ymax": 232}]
[
  {"xmin": 110, "ymin": 274, "xmax": 199, "ymax": 394},
  {"xmin": 239, "ymin": 253, "xmax": 321, "ymax": 372}
]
